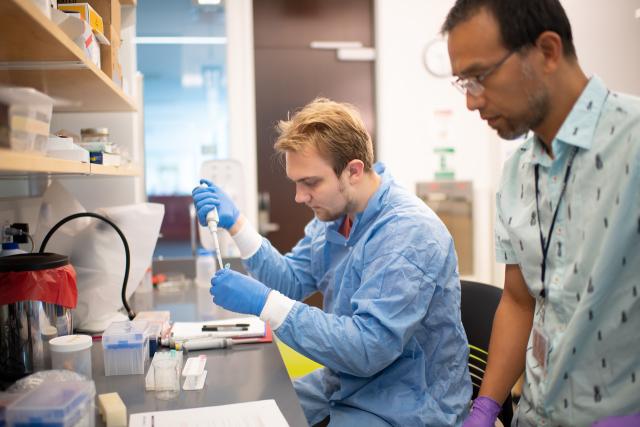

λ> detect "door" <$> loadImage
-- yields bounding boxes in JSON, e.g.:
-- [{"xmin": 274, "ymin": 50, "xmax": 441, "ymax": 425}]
[{"xmin": 254, "ymin": 0, "xmax": 375, "ymax": 253}]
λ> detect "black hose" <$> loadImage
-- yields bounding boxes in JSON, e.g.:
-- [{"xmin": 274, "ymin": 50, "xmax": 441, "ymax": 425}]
[{"xmin": 39, "ymin": 212, "xmax": 135, "ymax": 321}]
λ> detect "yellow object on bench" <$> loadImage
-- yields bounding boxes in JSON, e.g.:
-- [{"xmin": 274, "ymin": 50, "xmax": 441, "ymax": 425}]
[
  {"xmin": 97, "ymin": 392, "xmax": 127, "ymax": 427},
  {"xmin": 275, "ymin": 338, "xmax": 323, "ymax": 379}
]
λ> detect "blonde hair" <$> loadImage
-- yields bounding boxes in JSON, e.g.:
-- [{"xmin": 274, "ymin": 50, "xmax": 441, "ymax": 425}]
[{"xmin": 274, "ymin": 98, "xmax": 374, "ymax": 175}]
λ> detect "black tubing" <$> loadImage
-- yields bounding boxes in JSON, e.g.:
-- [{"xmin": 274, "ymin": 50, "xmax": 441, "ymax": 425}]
[{"xmin": 39, "ymin": 212, "xmax": 135, "ymax": 320}]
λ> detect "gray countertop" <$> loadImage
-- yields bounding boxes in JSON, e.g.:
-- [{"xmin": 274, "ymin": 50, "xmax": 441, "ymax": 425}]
[{"xmin": 91, "ymin": 273, "xmax": 308, "ymax": 427}]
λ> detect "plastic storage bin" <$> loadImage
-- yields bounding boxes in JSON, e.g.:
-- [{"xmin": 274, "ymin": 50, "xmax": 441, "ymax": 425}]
[
  {"xmin": 0, "ymin": 392, "xmax": 24, "ymax": 427},
  {"xmin": 5, "ymin": 381, "xmax": 95, "ymax": 427},
  {"xmin": 0, "ymin": 87, "xmax": 54, "ymax": 154},
  {"xmin": 102, "ymin": 320, "xmax": 148, "ymax": 376},
  {"xmin": 50, "ymin": 335, "xmax": 93, "ymax": 379}
]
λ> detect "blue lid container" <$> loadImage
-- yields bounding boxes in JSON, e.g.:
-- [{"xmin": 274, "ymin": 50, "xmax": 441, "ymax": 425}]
[{"xmin": 6, "ymin": 381, "xmax": 94, "ymax": 427}]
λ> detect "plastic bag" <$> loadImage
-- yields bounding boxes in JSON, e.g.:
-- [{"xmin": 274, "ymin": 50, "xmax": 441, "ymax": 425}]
[{"xmin": 71, "ymin": 203, "xmax": 164, "ymax": 332}]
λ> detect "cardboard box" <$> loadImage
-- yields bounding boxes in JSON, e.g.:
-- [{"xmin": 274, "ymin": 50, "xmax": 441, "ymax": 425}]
[
  {"xmin": 52, "ymin": 9, "xmax": 101, "ymax": 68},
  {"xmin": 58, "ymin": 3, "xmax": 108, "ymax": 44},
  {"xmin": 88, "ymin": 0, "xmax": 121, "ymax": 41},
  {"xmin": 100, "ymin": 24, "xmax": 121, "ymax": 83},
  {"xmin": 85, "ymin": 0, "xmax": 122, "ymax": 82},
  {"xmin": 59, "ymin": 0, "xmax": 123, "ymax": 83}
]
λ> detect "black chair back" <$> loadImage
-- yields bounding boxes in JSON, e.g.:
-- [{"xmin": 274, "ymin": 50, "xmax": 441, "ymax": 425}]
[{"xmin": 460, "ymin": 280, "xmax": 513, "ymax": 426}]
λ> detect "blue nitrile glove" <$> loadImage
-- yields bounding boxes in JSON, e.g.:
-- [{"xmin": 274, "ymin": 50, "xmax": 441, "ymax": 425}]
[
  {"xmin": 462, "ymin": 396, "xmax": 501, "ymax": 427},
  {"xmin": 192, "ymin": 179, "xmax": 240, "ymax": 229},
  {"xmin": 210, "ymin": 268, "xmax": 271, "ymax": 316},
  {"xmin": 592, "ymin": 413, "xmax": 640, "ymax": 427}
]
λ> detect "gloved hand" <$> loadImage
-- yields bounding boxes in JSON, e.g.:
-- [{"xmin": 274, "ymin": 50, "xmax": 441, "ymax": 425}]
[
  {"xmin": 210, "ymin": 268, "xmax": 271, "ymax": 316},
  {"xmin": 192, "ymin": 179, "xmax": 240, "ymax": 229},
  {"xmin": 462, "ymin": 396, "xmax": 501, "ymax": 427},
  {"xmin": 592, "ymin": 413, "xmax": 640, "ymax": 427}
]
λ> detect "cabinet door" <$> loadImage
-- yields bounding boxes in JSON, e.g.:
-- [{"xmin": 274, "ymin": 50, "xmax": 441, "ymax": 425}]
[{"xmin": 254, "ymin": 0, "xmax": 375, "ymax": 253}]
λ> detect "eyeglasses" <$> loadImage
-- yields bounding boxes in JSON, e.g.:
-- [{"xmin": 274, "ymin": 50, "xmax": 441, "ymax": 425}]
[{"xmin": 452, "ymin": 51, "xmax": 515, "ymax": 96}]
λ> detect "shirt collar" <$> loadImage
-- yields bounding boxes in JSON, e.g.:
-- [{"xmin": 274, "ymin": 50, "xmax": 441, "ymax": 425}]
[
  {"xmin": 325, "ymin": 162, "xmax": 390, "ymax": 244},
  {"xmin": 525, "ymin": 75, "xmax": 609, "ymax": 166},
  {"xmin": 554, "ymin": 75, "xmax": 609, "ymax": 150}
]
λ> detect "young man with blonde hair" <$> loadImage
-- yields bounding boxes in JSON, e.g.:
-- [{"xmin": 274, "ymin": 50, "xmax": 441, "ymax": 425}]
[{"xmin": 193, "ymin": 98, "xmax": 471, "ymax": 426}]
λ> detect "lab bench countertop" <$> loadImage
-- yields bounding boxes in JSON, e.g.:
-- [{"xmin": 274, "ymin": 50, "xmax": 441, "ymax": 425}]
[{"xmin": 91, "ymin": 282, "xmax": 308, "ymax": 427}]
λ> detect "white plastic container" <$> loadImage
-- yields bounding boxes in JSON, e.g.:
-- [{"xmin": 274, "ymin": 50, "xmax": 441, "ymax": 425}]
[
  {"xmin": 0, "ymin": 243, "xmax": 26, "ymax": 257},
  {"xmin": 102, "ymin": 320, "xmax": 148, "ymax": 376},
  {"xmin": 0, "ymin": 87, "xmax": 54, "ymax": 154},
  {"xmin": 6, "ymin": 380, "xmax": 95, "ymax": 427},
  {"xmin": 50, "ymin": 334, "xmax": 93, "ymax": 379},
  {"xmin": 195, "ymin": 249, "xmax": 216, "ymax": 288}
]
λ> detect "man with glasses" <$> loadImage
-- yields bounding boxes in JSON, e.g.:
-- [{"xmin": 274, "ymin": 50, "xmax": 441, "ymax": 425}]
[{"xmin": 442, "ymin": 0, "xmax": 640, "ymax": 426}]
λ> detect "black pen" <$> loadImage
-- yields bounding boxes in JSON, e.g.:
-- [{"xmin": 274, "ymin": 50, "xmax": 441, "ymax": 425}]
[{"xmin": 201, "ymin": 323, "xmax": 250, "ymax": 332}]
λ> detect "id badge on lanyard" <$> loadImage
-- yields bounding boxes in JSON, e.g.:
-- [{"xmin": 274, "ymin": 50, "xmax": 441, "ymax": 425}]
[
  {"xmin": 532, "ymin": 300, "xmax": 549, "ymax": 373},
  {"xmin": 530, "ymin": 148, "xmax": 578, "ymax": 374}
]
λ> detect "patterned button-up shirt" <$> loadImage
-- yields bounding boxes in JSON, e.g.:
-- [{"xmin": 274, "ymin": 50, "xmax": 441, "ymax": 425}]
[{"xmin": 495, "ymin": 76, "xmax": 640, "ymax": 426}]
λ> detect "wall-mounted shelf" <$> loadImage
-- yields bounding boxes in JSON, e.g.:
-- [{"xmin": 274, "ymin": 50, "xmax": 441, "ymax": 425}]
[
  {"xmin": 0, "ymin": 0, "xmax": 136, "ymax": 112},
  {"xmin": 90, "ymin": 163, "xmax": 142, "ymax": 176},
  {"xmin": 0, "ymin": 149, "xmax": 141, "ymax": 177}
]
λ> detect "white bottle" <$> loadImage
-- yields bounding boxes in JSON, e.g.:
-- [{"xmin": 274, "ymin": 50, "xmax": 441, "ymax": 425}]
[
  {"xmin": 0, "ymin": 242, "xmax": 26, "ymax": 256},
  {"xmin": 195, "ymin": 249, "xmax": 217, "ymax": 288}
]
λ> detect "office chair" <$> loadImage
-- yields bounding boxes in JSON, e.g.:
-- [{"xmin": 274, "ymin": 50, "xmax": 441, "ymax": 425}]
[{"xmin": 460, "ymin": 280, "xmax": 514, "ymax": 426}]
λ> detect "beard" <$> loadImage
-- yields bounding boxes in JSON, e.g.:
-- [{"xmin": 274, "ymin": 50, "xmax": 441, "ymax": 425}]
[
  {"xmin": 497, "ymin": 62, "xmax": 550, "ymax": 140},
  {"xmin": 312, "ymin": 179, "xmax": 357, "ymax": 222}
]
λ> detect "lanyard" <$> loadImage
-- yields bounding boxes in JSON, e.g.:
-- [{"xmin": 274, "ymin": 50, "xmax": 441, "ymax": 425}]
[{"xmin": 534, "ymin": 147, "xmax": 578, "ymax": 298}]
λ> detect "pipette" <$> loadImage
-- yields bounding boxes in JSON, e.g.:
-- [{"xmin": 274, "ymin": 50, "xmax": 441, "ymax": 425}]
[
  {"xmin": 200, "ymin": 183, "xmax": 224, "ymax": 270},
  {"xmin": 177, "ymin": 337, "xmax": 234, "ymax": 351}
]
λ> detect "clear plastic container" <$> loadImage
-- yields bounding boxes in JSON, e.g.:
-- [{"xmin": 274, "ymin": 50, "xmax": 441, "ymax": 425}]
[
  {"xmin": 154, "ymin": 358, "xmax": 180, "ymax": 400},
  {"xmin": 195, "ymin": 249, "xmax": 216, "ymax": 288},
  {"xmin": 50, "ymin": 335, "xmax": 93, "ymax": 379},
  {"xmin": 0, "ymin": 392, "xmax": 24, "ymax": 427},
  {"xmin": 5, "ymin": 381, "xmax": 95, "ymax": 427},
  {"xmin": 102, "ymin": 320, "xmax": 148, "ymax": 376},
  {"xmin": 0, "ymin": 87, "xmax": 54, "ymax": 154}
]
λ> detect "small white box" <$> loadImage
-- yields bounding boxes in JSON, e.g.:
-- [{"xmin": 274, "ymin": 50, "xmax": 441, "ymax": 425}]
[{"xmin": 46, "ymin": 136, "xmax": 90, "ymax": 162}]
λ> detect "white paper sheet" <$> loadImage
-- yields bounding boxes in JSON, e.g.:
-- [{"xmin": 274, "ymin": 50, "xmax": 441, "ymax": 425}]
[
  {"xmin": 129, "ymin": 399, "xmax": 289, "ymax": 427},
  {"xmin": 170, "ymin": 316, "xmax": 265, "ymax": 340}
]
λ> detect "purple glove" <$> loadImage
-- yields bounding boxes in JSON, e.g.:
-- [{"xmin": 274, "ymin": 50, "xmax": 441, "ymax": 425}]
[
  {"xmin": 462, "ymin": 396, "xmax": 501, "ymax": 427},
  {"xmin": 210, "ymin": 269, "xmax": 271, "ymax": 316},
  {"xmin": 592, "ymin": 413, "xmax": 640, "ymax": 427}
]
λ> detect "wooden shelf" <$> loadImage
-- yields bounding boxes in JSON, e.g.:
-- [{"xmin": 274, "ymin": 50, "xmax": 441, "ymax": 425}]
[
  {"xmin": 120, "ymin": 0, "xmax": 137, "ymax": 6},
  {"xmin": 0, "ymin": 149, "xmax": 141, "ymax": 177},
  {"xmin": 0, "ymin": 0, "xmax": 136, "ymax": 112},
  {"xmin": 0, "ymin": 149, "xmax": 89, "ymax": 174},
  {"xmin": 90, "ymin": 163, "xmax": 142, "ymax": 176}
]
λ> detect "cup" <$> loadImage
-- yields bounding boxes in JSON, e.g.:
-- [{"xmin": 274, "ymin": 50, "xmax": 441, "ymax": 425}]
[
  {"xmin": 49, "ymin": 334, "xmax": 93, "ymax": 379},
  {"xmin": 154, "ymin": 358, "xmax": 179, "ymax": 400}
]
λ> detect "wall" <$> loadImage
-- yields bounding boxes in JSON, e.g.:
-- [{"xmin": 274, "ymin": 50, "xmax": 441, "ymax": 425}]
[
  {"xmin": 375, "ymin": 0, "xmax": 497, "ymax": 284},
  {"xmin": 374, "ymin": 0, "xmax": 640, "ymax": 286},
  {"xmin": 225, "ymin": 0, "xmax": 258, "ymax": 227},
  {"xmin": 564, "ymin": 0, "xmax": 640, "ymax": 96}
]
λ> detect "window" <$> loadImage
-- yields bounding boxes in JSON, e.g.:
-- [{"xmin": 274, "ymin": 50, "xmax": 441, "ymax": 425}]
[{"xmin": 137, "ymin": 0, "xmax": 228, "ymax": 256}]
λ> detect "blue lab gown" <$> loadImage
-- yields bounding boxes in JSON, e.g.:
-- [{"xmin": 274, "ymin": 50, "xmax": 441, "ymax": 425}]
[{"xmin": 244, "ymin": 163, "xmax": 471, "ymax": 426}]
